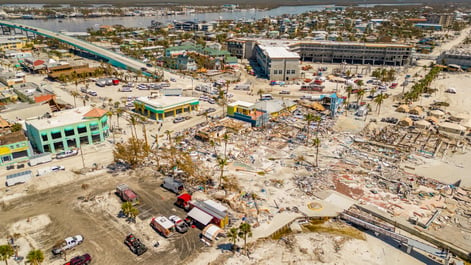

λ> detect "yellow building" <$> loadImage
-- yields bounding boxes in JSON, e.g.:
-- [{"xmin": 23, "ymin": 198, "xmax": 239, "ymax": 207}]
[
  {"xmin": 0, "ymin": 37, "xmax": 27, "ymax": 50},
  {"xmin": 133, "ymin": 96, "xmax": 199, "ymax": 120}
]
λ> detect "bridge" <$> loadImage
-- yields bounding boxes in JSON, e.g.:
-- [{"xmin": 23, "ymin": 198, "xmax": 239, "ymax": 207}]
[{"xmin": 0, "ymin": 20, "xmax": 158, "ymax": 77}]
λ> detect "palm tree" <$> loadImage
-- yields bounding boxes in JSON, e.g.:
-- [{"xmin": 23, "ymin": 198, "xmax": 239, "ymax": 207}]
[
  {"xmin": 121, "ymin": 202, "xmax": 133, "ymax": 217},
  {"xmin": 313, "ymin": 115, "xmax": 321, "ymax": 136},
  {"xmin": 356, "ymin": 88, "xmax": 365, "ymax": 104},
  {"xmin": 129, "ymin": 207, "xmax": 139, "ymax": 223},
  {"xmin": 312, "ymin": 137, "xmax": 321, "ymax": 167},
  {"xmin": 164, "ymin": 130, "xmax": 173, "ymax": 146},
  {"xmin": 345, "ymin": 85, "xmax": 353, "ymax": 108},
  {"xmin": 238, "ymin": 222, "xmax": 252, "ymax": 257},
  {"xmin": 115, "ymin": 108, "xmax": 124, "ymax": 128},
  {"xmin": 106, "ymin": 110, "xmax": 115, "ymax": 143},
  {"xmin": 227, "ymin": 227, "xmax": 239, "ymax": 253},
  {"xmin": 222, "ymin": 133, "xmax": 230, "ymax": 159},
  {"xmin": 26, "ymin": 249, "xmax": 44, "ymax": 265},
  {"xmin": 374, "ymin": 93, "xmax": 388, "ymax": 114},
  {"xmin": 70, "ymin": 91, "xmax": 79, "ymax": 108},
  {"xmin": 0, "ymin": 244, "xmax": 14, "ymax": 265},
  {"xmin": 128, "ymin": 115, "xmax": 139, "ymax": 138},
  {"xmin": 304, "ymin": 113, "xmax": 315, "ymax": 143},
  {"xmin": 217, "ymin": 156, "xmax": 228, "ymax": 189},
  {"xmin": 256, "ymin": 88, "xmax": 265, "ymax": 100}
]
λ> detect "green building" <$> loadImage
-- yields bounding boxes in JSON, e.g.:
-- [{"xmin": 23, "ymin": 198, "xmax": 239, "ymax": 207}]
[
  {"xmin": 25, "ymin": 107, "xmax": 109, "ymax": 153},
  {"xmin": 0, "ymin": 131, "xmax": 32, "ymax": 165},
  {"xmin": 134, "ymin": 96, "xmax": 199, "ymax": 120}
]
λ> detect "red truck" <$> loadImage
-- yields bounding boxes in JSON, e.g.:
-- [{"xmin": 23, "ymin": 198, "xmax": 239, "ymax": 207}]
[
  {"xmin": 64, "ymin": 253, "xmax": 91, "ymax": 265},
  {"xmin": 116, "ymin": 184, "xmax": 138, "ymax": 204}
]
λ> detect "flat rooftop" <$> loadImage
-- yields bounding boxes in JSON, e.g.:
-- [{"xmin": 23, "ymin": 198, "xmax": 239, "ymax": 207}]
[
  {"xmin": 135, "ymin": 96, "xmax": 198, "ymax": 110},
  {"xmin": 26, "ymin": 106, "xmax": 100, "ymax": 131},
  {"xmin": 258, "ymin": 45, "xmax": 300, "ymax": 59}
]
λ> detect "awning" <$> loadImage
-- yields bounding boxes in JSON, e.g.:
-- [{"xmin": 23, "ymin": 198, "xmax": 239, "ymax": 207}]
[
  {"xmin": 202, "ymin": 224, "xmax": 224, "ymax": 241},
  {"xmin": 188, "ymin": 207, "xmax": 212, "ymax": 225}
]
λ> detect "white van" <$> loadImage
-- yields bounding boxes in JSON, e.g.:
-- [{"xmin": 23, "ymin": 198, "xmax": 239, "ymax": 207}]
[{"xmin": 260, "ymin": 94, "xmax": 273, "ymax": 100}]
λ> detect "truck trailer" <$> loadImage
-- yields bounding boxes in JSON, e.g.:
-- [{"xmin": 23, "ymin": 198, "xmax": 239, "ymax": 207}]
[{"xmin": 28, "ymin": 153, "xmax": 52, "ymax": 166}]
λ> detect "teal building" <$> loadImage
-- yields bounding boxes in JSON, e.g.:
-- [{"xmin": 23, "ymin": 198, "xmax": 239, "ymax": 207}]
[
  {"xmin": 25, "ymin": 107, "xmax": 109, "ymax": 153},
  {"xmin": 0, "ymin": 131, "xmax": 32, "ymax": 165}
]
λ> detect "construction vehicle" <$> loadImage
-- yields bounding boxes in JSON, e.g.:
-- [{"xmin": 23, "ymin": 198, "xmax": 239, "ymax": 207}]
[
  {"xmin": 150, "ymin": 216, "xmax": 175, "ymax": 238},
  {"xmin": 63, "ymin": 253, "xmax": 91, "ymax": 265},
  {"xmin": 124, "ymin": 233, "xmax": 147, "ymax": 256},
  {"xmin": 116, "ymin": 184, "xmax": 139, "ymax": 204},
  {"xmin": 52, "ymin": 235, "xmax": 84, "ymax": 255}
]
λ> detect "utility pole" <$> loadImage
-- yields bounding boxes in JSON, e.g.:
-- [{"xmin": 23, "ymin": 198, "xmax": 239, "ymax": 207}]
[{"xmin": 79, "ymin": 144, "xmax": 85, "ymax": 168}]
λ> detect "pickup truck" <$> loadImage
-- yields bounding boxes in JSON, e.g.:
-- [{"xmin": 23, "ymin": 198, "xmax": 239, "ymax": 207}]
[
  {"xmin": 63, "ymin": 253, "xmax": 91, "ymax": 265},
  {"xmin": 52, "ymin": 235, "xmax": 84, "ymax": 255}
]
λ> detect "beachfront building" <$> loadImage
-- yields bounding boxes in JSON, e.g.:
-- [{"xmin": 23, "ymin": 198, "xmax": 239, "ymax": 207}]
[
  {"xmin": 438, "ymin": 46, "xmax": 471, "ymax": 70},
  {"xmin": 133, "ymin": 96, "xmax": 199, "ymax": 121},
  {"xmin": 227, "ymin": 38, "xmax": 413, "ymax": 67},
  {"xmin": 0, "ymin": 131, "xmax": 32, "ymax": 165},
  {"xmin": 25, "ymin": 107, "xmax": 109, "ymax": 153},
  {"xmin": 253, "ymin": 44, "xmax": 300, "ymax": 81},
  {"xmin": 290, "ymin": 41, "xmax": 413, "ymax": 66}
]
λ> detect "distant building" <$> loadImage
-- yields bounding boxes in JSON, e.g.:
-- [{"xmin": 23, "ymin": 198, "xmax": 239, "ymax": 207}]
[
  {"xmin": 133, "ymin": 96, "xmax": 199, "ymax": 121},
  {"xmin": 0, "ymin": 131, "xmax": 32, "ymax": 165},
  {"xmin": 414, "ymin": 23, "xmax": 442, "ymax": 31},
  {"xmin": 0, "ymin": 36, "xmax": 27, "ymax": 51},
  {"xmin": 427, "ymin": 13, "xmax": 454, "ymax": 27},
  {"xmin": 438, "ymin": 46, "xmax": 471, "ymax": 70},
  {"xmin": 227, "ymin": 38, "xmax": 413, "ymax": 67},
  {"xmin": 254, "ymin": 44, "xmax": 300, "ymax": 81},
  {"xmin": 26, "ymin": 107, "xmax": 109, "ymax": 153}
]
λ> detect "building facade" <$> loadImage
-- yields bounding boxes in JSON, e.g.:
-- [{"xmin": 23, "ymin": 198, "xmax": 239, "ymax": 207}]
[
  {"xmin": 25, "ymin": 107, "xmax": 109, "ymax": 153},
  {"xmin": 254, "ymin": 45, "xmax": 300, "ymax": 81},
  {"xmin": 290, "ymin": 41, "xmax": 412, "ymax": 66},
  {"xmin": 227, "ymin": 38, "xmax": 413, "ymax": 67},
  {"xmin": 438, "ymin": 47, "xmax": 471, "ymax": 69},
  {"xmin": 0, "ymin": 131, "xmax": 32, "ymax": 165},
  {"xmin": 134, "ymin": 96, "xmax": 199, "ymax": 121}
]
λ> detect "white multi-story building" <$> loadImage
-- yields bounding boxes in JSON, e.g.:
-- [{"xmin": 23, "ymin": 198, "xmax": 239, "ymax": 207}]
[
  {"xmin": 253, "ymin": 44, "xmax": 300, "ymax": 81},
  {"xmin": 227, "ymin": 38, "xmax": 413, "ymax": 67}
]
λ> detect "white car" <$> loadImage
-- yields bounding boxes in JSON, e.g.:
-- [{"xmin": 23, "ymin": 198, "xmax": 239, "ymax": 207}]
[
  {"xmin": 52, "ymin": 235, "xmax": 83, "ymax": 255},
  {"xmin": 51, "ymin": 165, "xmax": 65, "ymax": 171},
  {"xmin": 168, "ymin": 215, "xmax": 188, "ymax": 233},
  {"xmin": 56, "ymin": 149, "xmax": 78, "ymax": 159}
]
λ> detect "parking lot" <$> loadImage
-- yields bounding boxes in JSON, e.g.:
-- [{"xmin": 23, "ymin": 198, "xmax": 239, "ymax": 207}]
[{"xmin": 0, "ymin": 170, "xmax": 204, "ymax": 265}]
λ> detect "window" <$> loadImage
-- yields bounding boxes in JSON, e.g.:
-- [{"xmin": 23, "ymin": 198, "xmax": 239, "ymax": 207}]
[
  {"xmin": 90, "ymin": 124, "xmax": 99, "ymax": 131},
  {"xmin": 77, "ymin": 126, "xmax": 87, "ymax": 134},
  {"xmin": 51, "ymin": 131, "xmax": 62, "ymax": 140},
  {"xmin": 41, "ymin": 134, "xmax": 48, "ymax": 141},
  {"xmin": 65, "ymin": 129, "xmax": 75, "ymax": 137},
  {"xmin": 43, "ymin": 144, "xmax": 50, "ymax": 152}
]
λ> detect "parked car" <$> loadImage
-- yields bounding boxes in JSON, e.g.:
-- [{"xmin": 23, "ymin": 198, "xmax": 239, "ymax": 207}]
[
  {"xmin": 56, "ymin": 149, "xmax": 78, "ymax": 159},
  {"xmin": 208, "ymin": 99, "xmax": 216, "ymax": 104},
  {"xmin": 87, "ymin": 90, "xmax": 97, "ymax": 96},
  {"xmin": 279, "ymin": 90, "xmax": 290, "ymax": 94},
  {"xmin": 173, "ymin": 117, "xmax": 185, "ymax": 123},
  {"xmin": 206, "ymin": 108, "xmax": 216, "ymax": 113},
  {"xmin": 51, "ymin": 165, "xmax": 65, "ymax": 171},
  {"xmin": 63, "ymin": 253, "xmax": 91, "ymax": 265},
  {"xmin": 52, "ymin": 235, "xmax": 84, "ymax": 255},
  {"xmin": 170, "ymin": 78, "xmax": 176, "ymax": 82},
  {"xmin": 168, "ymin": 215, "xmax": 189, "ymax": 233}
]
